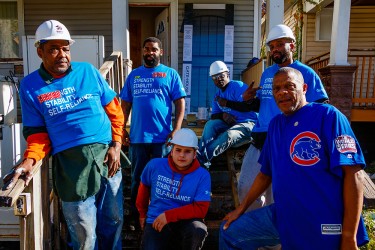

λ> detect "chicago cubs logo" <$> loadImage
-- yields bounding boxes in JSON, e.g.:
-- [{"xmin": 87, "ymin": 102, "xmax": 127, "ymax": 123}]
[{"xmin": 290, "ymin": 131, "xmax": 321, "ymax": 166}]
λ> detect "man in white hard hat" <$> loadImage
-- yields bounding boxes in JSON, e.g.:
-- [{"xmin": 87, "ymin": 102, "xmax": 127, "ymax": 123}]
[
  {"xmin": 7, "ymin": 20, "xmax": 124, "ymax": 249},
  {"xmin": 136, "ymin": 128, "xmax": 211, "ymax": 249},
  {"xmin": 236, "ymin": 24, "xmax": 329, "ymax": 211},
  {"xmin": 197, "ymin": 60, "xmax": 258, "ymax": 168}
]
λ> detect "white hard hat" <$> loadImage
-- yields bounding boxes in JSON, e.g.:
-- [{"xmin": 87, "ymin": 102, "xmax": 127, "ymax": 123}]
[
  {"xmin": 34, "ymin": 20, "xmax": 75, "ymax": 47},
  {"xmin": 266, "ymin": 24, "xmax": 296, "ymax": 45},
  {"xmin": 170, "ymin": 128, "xmax": 199, "ymax": 149},
  {"xmin": 209, "ymin": 61, "xmax": 229, "ymax": 76}
]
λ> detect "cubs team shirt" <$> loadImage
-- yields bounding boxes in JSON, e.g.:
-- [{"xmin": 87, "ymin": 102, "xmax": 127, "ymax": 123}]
[{"xmin": 259, "ymin": 103, "xmax": 368, "ymax": 249}]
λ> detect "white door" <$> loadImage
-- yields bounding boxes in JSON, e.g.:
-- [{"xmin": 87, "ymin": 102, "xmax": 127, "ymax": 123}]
[{"xmin": 155, "ymin": 8, "xmax": 169, "ymax": 66}]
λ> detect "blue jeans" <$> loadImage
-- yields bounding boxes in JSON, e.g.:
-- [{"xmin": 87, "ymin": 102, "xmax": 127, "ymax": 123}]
[
  {"xmin": 61, "ymin": 171, "xmax": 123, "ymax": 250},
  {"xmin": 198, "ymin": 119, "xmax": 254, "ymax": 165},
  {"xmin": 141, "ymin": 219, "xmax": 208, "ymax": 250},
  {"xmin": 219, "ymin": 204, "xmax": 280, "ymax": 250},
  {"xmin": 129, "ymin": 143, "xmax": 170, "ymax": 206}
]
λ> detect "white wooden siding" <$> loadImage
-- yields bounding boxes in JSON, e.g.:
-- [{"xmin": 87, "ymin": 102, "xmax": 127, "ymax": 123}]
[
  {"xmin": 23, "ymin": 0, "xmax": 113, "ymax": 57},
  {"xmin": 304, "ymin": 6, "xmax": 375, "ymax": 63}
]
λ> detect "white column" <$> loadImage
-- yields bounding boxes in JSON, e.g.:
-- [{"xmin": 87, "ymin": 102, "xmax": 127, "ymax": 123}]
[
  {"xmin": 266, "ymin": 0, "xmax": 284, "ymax": 34},
  {"xmin": 112, "ymin": 0, "xmax": 129, "ymax": 59},
  {"xmin": 329, "ymin": 0, "xmax": 351, "ymax": 65},
  {"xmin": 253, "ymin": 0, "xmax": 262, "ymax": 58}
]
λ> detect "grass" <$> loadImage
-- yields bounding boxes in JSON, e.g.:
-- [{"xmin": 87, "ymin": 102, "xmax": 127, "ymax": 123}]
[
  {"xmin": 361, "ymin": 161, "xmax": 375, "ymax": 249},
  {"xmin": 361, "ymin": 209, "xmax": 375, "ymax": 250},
  {"xmin": 365, "ymin": 161, "xmax": 375, "ymax": 175}
]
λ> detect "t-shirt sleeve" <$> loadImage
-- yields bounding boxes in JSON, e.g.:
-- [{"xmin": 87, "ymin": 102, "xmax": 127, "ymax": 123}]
[
  {"xmin": 119, "ymin": 73, "xmax": 133, "ymax": 102},
  {"xmin": 170, "ymin": 69, "xmax": 187, "ymax": 101},
  {"xmin": 19, "ymin": 82, "xmax": 46, "ymax": 127},
  {"xmin": 140, "ymin": 161, "xmax": 153, "ymax": 186},
  {"xmin": 324, "ymin": 108, "xmax": 366, "ymax": 177},
  {"xmin": 193, "ymin": 170, "xmax": 211, "ymax": 202},
  {"xmin": 92, "ymin": 65, "xmax": 116, "ymax": 106},
  {"xmin": 259, "ymin": 124, "xmax": 272, "ymax": 176},
  {"xmin": 304, "ymin": 70, "xmax": 328, "ymax": 102}
]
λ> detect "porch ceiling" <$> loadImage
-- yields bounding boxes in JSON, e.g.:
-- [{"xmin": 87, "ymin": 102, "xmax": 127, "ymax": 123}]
[{"xmin": 284, "ymin": 0, "xmax": 375, "ymax": 10}]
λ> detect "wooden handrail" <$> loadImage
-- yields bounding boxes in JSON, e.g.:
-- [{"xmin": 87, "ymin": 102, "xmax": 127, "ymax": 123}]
[
  {"xmin": 305, "ymin": 51, "xmax": 330, "ymax": 64},
  {"xmin": 0, "ymin": 160, "xmax": 43, "ymax": 207}
]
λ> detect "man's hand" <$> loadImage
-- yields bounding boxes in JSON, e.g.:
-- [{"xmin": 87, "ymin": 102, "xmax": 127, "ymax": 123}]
[
  {"xmin": 242, "ymin": 81, "xmax": 261, "ymax": 101},
  {"xmin": 104, "ymin": 141, "xmax": 121, "ymax": 177},
  {"xmin": 223, "ymin": 113, "xmax": 237, "ymax": 126},
  {"xmin": 5, "ymin": 158, "xmax": 35, "ymax": 190},
  {"xmin": 222, "ymin": 206, "xmax": 243, "ymax": 230},
  {"xmin": 215, "ymin": 96, "xmax": 228, "ymax": 107},
  {"xmin": 166, "ymin": 129, "xmax": 178, "ymax": 146},
  {"xmin": 152, "ymin": 213, "xmax": 168, "ymax": 232},
  {"xmin": 122, "ymin": 129, "xmax": 130, "ymax": 146}
]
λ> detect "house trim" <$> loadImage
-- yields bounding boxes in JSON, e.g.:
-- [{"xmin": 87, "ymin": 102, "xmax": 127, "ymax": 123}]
[{"xmin": 129, "ymin": 0, "xmax": 178, "ymax": 69}]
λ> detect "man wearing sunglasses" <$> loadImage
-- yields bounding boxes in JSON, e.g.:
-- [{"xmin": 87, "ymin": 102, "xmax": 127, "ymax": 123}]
[{"xmin": 197, "ymin": 61, "xmax": 258, "ymax": 168}]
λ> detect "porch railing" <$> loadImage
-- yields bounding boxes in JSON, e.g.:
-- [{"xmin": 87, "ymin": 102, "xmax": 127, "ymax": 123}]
[
  {"xmin": 0, "ymin": 51, "xmax": 130, "ymax": 249},
  {"xmin": 306, "ymin": 49, "xmax": 375, "ymax": 121}
]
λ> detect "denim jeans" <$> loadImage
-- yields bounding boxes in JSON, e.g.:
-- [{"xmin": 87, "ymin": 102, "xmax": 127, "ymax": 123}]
[
  {"xmin": 219, "ymin": 204, "xmax": 280, "ymax": 250},
  {"xmin": 198, "ymin": 119, "xmax": 254, "ymax": 166},
  {"xmin": 237, "ymin": 144, "xmax": 273, "ymax": 212},
  {"xmin": 61, "ymin": 170, "xmax": 123, "ymax": 250},
  {"xmin": 129, "ymin": 143, "xmax": 170, "ymax": 206},
  {"xmin": 141, "ymin": 219, "xmax": 208, "ymax": 250}
]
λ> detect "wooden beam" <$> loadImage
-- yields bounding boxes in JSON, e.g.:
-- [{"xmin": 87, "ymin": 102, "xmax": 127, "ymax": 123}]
[{"xmin": 351, "ymin": 109, "xmax": 375, "ymax": 122}]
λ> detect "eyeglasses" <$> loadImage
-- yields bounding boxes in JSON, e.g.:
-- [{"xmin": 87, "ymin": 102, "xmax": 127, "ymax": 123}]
[{"xmin": 212, "ymin": 72, "xmax": 228, "ymax": 80}]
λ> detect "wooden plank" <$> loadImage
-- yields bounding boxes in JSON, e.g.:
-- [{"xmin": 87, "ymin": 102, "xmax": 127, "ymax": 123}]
[
  {"xmin": 351, "ymin": 109, "xmax": 375, "ymax": 122},
  {"xmin": 226, "ymin": 150, "xmax": 240, "ymax": 208}
]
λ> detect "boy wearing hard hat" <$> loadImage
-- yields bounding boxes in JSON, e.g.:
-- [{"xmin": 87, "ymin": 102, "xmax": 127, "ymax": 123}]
[{"xmin": 136, "ymin": 128, "xmax": 211, "ymax": 250}]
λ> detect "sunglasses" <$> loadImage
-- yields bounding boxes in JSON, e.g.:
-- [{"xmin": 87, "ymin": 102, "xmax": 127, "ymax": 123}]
[{"xmin": 212, "ymin": 72, "xmax": 228, "ymax": 80}]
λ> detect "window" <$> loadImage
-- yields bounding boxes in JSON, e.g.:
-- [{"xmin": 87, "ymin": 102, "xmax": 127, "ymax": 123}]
[
  {"xmin": 315, "ymin": 8, "xmax": 333, "ymax": 41},
  {"xmin": 0, "ymin": 1, "xmax": 21, "ymax": 58}
]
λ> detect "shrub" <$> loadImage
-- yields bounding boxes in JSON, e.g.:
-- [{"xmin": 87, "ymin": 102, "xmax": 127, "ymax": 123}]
[{"xmin": 360, "ymin": 209, "xmax": 375, "ymax": 250}]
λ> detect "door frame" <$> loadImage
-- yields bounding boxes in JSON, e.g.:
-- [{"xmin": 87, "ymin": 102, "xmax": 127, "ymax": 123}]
[{"xmin": 129, "ymin": 0, "xmax": 178, "ymax": 69}]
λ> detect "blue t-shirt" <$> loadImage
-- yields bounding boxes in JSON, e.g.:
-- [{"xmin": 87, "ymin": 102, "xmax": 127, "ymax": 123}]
[
  {"xmin": 119, "ymin": 64, "xmax": 186, "ymax": 143},
  {"xmin": 212, "ymin": 80, "xmax": 258, "ymax": 122},
  {"xmin": 259, "ymin": 103, "xmax": 368, "ymax": 249},
  {"xmin": 141, "ymin": 158, "xmax": 211, "ymax": 224},
  {"xmin": 253, "ymin": 60, "xmax": 328, "ymax": 133},
  {"xmin": 20, "ymin": 62, "xmax": 115, "ymax": 154}
]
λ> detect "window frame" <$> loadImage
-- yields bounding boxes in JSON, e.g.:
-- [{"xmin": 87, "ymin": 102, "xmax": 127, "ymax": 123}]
[{"xmin": 315, "ymin": 8, "xmax": 333, "ymax": 42}]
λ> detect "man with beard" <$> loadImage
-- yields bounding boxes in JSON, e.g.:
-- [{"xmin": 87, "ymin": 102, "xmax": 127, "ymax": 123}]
[
  {"xmin": 235, "ymin": 24, "xmax": 329, "ymax": 216},
  {"xmin": 119, "ymin": 37, "xmax": 186, "ymax": 228},
  {"xmin": 197, "ymin": 61, "xmax": 258, "ymax": 168}
]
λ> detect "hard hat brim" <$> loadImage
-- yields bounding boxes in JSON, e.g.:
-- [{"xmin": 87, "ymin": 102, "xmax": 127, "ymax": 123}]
[{"xmin": 34, "ymin": 38, "xmax": 75, "ymax": 48}]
